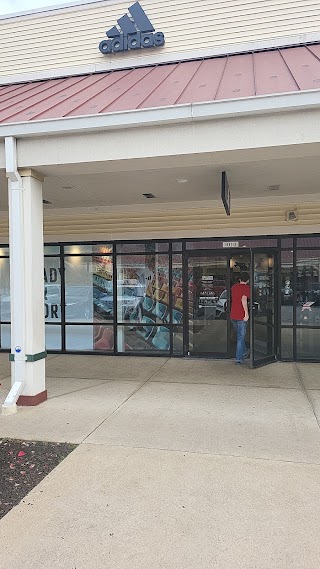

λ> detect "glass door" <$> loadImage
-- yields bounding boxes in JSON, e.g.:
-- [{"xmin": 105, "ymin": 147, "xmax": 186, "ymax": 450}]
[
  {"xmin": 229, "ymin": 252, "xmax": 251, "ymax": 358},
  {"xmin": 250, "ymin": 250, "xmax": 277, "ymax": 367},
  {"xmin": 187, "ymin": 254, "xmax": 229, "ymax": 356}
]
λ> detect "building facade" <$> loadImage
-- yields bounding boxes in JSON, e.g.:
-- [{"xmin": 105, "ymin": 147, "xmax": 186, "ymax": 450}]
[{"xmin": 1, "ymin": 0, "xmax": 320, "ymax": 406}]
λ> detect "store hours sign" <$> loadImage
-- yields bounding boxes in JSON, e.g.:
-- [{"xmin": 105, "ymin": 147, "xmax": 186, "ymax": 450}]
[{"xmin": 99, "ymin": 2, "xmax": 165, "ymax": 54}]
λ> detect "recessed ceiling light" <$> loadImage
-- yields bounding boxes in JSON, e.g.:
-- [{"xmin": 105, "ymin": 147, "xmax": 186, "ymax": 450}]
[
  {"xmin": 143, "ymin": 193, "xmax": 156, "ymax": 199},
  {"xmin": 268, "ymin": 185, "xmax": 280, "ymax": 191},
  {"xmin": 176, "ymin": 178, "xmax": 189, "ymax": 184}
]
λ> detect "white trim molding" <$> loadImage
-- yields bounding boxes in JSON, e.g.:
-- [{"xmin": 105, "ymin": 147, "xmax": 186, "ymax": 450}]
[{"xmin": 0, "ymin": 90, "xmax": 319, "ymax": 139}]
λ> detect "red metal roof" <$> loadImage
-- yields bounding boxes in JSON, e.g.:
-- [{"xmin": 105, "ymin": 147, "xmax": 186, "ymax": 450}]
[{"xmin": 1, "ymin": 45, "xmax": 320, "ymax": 125}]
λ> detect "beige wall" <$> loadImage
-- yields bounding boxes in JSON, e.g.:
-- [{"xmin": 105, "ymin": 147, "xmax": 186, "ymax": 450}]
[
  {"xmin": 1, "ymin": 0, "xmax": 320, "ymax": 80},
  {"xmin": 0, "ymin": 201, "xmax": 319, "ymax": 243}
]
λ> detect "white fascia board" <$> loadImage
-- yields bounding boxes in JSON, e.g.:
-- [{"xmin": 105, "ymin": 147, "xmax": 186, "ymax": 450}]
[
  {"xmin": 191, "ymin": 90, "xmax": 320, "ymax": 119},
  {"xmin": 0, "ymin": 105, "xmax": 192, "ymax": 138},
  {"xmin": 0, "ymin": 90, "xmax": 319, "ymax": 139}
]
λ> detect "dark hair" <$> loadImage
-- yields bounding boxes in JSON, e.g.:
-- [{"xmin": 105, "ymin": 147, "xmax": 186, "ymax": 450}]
[{"xmin": 239, "ymin": 271, "xmax": 249, "ymax": 283}]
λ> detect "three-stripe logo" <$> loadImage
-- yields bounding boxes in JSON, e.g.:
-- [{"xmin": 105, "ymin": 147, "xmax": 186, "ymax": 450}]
[{"xmin": 99, "ymin": 2, "xmax": 165, "ymax": 55}]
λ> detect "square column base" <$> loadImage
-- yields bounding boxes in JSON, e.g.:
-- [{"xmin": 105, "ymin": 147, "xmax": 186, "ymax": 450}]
[{"xmin": 17, "ymin": 390, "xmax": 47, "ymax": 406}]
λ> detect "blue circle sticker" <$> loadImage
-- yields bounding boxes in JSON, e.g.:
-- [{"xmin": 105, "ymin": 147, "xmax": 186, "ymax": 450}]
[{"xmin": 15, "ymin": 346, "xmax": 22, "ymax": 353}]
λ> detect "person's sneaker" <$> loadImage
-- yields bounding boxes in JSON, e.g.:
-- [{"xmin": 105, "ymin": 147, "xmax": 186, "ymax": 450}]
[{"xmin": 235, "ymin": 360, "xmax": 244, "ymax": 364}]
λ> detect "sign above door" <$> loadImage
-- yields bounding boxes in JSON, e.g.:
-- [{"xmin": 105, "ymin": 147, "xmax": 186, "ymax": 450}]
[
  {"xmin": 221, "ymin": 171, "xmax": 231, "ymax": 216},
  {"xmin": 99, "ymin": 2, "xmax": 165, "ymax": 55}
]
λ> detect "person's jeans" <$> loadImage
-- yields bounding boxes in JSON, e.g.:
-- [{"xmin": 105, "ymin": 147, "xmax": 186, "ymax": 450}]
[{"xmin": 231, "ymin": 319, "xmax": 248, "ymax": 362}]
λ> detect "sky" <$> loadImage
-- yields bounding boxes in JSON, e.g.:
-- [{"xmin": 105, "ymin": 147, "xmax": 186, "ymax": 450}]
[{"xmin": 0, "ymin": 0, "xmax": 75, "ymax": 15}]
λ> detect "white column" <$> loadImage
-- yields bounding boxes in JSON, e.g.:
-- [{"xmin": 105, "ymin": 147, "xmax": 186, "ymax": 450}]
[{"xmin": 9, "ymin": 168, "xmax": 46, "ymax": 406}]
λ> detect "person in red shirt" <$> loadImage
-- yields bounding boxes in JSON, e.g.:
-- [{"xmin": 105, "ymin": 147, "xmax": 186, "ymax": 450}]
[{"xmin": 230, "ymin": 271, "xmax": 250, "ymax": 364}]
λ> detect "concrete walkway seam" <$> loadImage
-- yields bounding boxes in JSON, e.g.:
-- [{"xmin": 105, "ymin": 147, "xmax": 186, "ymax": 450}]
[
  {"xmin": 80, "ymin": 358, "xmax": 170, "ymax": 444},
  {"xmin": 294, "ymin": 362, "xmax": 320, "ymax": 431},
  {"xmin": 149, "ymin": 379, "xmax": 302, "ymax": 390},
  {"xmin": 80, "ymin": 440, "xmax": 320, "ymax": 466},
  {"xmin": 47, "ymin": 381, "xmax": 113, "ymax": 401}
]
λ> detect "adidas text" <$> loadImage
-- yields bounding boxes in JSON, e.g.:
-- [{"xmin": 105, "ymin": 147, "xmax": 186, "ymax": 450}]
[{"xmin": 99, "ymin": 31, "xmax": 165, "ymax": 54}]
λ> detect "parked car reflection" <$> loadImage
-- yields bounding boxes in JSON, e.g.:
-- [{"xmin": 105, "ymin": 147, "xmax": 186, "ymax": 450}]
[
  {"xmin": 93, "ymin": 280, "xmax": 145, "ymax": 320},
  {"xmin": 45, "ymin": 284, "xmax": 93, "ymax": 321},
  {"xmin": 215, "ymin": 290, "xmax": 228, "ymax": 319},
  {"xmin": 65, "ymin": 286, "xmax": 92, "ymax": 320},
  {"xmin": 93, "ymin": 286, "xmax": 113, "ymax": 318}
]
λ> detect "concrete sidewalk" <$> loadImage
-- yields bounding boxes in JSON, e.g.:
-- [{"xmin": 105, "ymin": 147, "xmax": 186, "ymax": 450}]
[{"xmin": 1, "ymin": 355, "xmax": 320, "ymax": 568}]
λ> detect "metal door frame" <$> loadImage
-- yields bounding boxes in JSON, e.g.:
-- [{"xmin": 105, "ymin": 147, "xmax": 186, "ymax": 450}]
[
  {"xmin": 184, "ymin": 247, "xmax": 279, "ymax": 361},
  {"xmin": 184, "ymin": 250, "xmax": 232, "ymax": 358},
  {"xmin": 249, "ymin": 248, "xmax": 279, "ymax": 368}
]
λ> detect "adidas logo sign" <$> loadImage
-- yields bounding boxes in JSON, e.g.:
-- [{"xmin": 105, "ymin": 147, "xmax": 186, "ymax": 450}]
[{"xmin": 99, "ymin": 2, "xmax": 165, "ymax": 55}]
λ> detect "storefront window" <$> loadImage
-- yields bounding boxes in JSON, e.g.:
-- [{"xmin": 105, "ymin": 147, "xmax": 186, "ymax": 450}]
[
  {"xmin": 64, "ymin": 255, "xmax": 114, "ymax": 351},
  {"xmin": 66, "ymin": 325, "xmax": 114, "ymax": 351},
  {"xmin": 297, "ymin": 237, "xmax": 320, "ymax": 248},
  {"xmin": 172, "ymin": 254, "xmax": 183, "ymax": 320},
  {"xmin": 116, "ymin": 242, "xmax": 169, "ymax": 253},
  {"xmin": 186, "ymin": 238, "xmax": 277, "ymax": 250},
  {"xmin": 64, "ymin": 244, "xmax": 112, "ymax": 255},
  {"xmin": 281, "ymin": 250, "xmax": 293, "ymax": 325},
  {"xmin": 296, "ymin": 328, "xmax": 320, "ymax": 360},
  {"xmin": 1, "ymin": 324, "xmax": 10, "ymax": 349},
  {"xmin": 188, "ymin": 255, "xmax": 228, "ymax": 355},
  {"xmin": 117, "ymin": 325, "xmax": 170, "ymax": 353},
  {"xmin": 44, "ymin": 256, "xmax": 62, "ymax": 350},
  {"xmin": 44, "ymin": 257, "xmax": 62, "ymax": 322},
  {"xmin": 4, "ymin": 235, "xmax": 320, "ymax": 360},
  {"xmin": 44, "ymin": 246, "xmax": 60, "ymax": 255},
  {"xmin": 281, "ymin": 238, "xmax": 293, "ymax": 248},
  {"xmin": 45, "ymin": 325, "xmax": 61, "ymax": 350},
  {"xmin": 64, "ymin": 255, "xmax": 113, "ymax": 323},
  {"xmin": 186, "ymin": 240, "xmax": 223, "ymax": 250},
  {"xmin": 281, "ymin": 328, "xmax": 293, "ymax": 360},
  {"xmin": 296, "ymin": 250, "xmax": 320, "ymax": 327},
  {"xmin": 116, "ymin": 252, "xmax": 171, "ymax": 352},
  {"xmin": 172, "ymin": 327, "xmax": 184, "ymax": 354},
  {"xmin": 116, "ymin": 254, "xmax": 169, "ymax": 325},
  {"xmin": 0, "ymin": 257, "xmax": 10, "ymax": 323}
]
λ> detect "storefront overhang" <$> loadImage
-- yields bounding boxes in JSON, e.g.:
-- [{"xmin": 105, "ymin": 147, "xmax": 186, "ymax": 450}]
[
  {"xmin": 0, "ymin": 45, "xmax": 318, "ymax": 166},
  {"xmin": 2, "ymin": 104, "xmax": 319, "ymax": 171},
  {"xmin": 0, "ymin": 90, "xmax": 319, "ymax": 141},
  {"xmin": 0, "ymin": 44, "xmax": 320, "ymax": 126},
  {"xmin": 0, "ymin": 47, "xmax": 319, "ymax": 244}
]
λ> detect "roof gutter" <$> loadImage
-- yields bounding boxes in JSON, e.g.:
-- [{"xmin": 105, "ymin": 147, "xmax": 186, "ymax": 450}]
[{"xmin": 0, "ymin": 90, "xmax": 319, "ymax": 139}]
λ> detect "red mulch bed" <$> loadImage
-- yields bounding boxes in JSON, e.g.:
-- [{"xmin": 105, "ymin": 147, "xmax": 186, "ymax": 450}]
[{"xmin": 0, "ymin": 438, "xmax": 76, "ymax": 519}]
